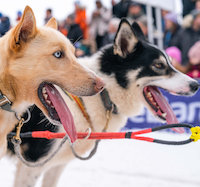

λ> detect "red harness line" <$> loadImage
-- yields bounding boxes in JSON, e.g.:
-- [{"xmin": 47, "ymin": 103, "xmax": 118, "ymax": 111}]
[
  {"xmin": 30, "ymin": 123, "xmax": 195, "ymax": 146},
  {"xmin": 8, "ymin": 124, "xmax": 195, "ymax": 145},
  {"xmin": 32, "ymin": 128, "xmax": 153, "ymax": 142}
]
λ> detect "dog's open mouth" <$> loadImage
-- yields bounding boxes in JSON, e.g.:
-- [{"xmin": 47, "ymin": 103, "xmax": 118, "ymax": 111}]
[
  {"xmin": 143, "ymin": 86, "xmax": 184, "ymax": 133},
  {"xmin": 38, "ymin": 82, "xmax": 77, "ymax": 143}
]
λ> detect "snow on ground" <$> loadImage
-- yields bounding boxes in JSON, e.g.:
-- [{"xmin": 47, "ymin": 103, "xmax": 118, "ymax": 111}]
[{"xmin": 1, "ymin": 131, "xmax": 200, "ymax": 187}]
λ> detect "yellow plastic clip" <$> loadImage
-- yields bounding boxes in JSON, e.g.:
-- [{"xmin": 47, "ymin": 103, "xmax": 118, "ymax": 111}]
[{"xmin": 190, "ymin": 126, "xmax": 200, "ymax": 142}]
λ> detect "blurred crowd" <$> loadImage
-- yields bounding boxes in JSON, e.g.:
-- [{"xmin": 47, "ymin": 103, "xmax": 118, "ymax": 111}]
[
  {"xmin": 1, "ymin": 0, "xmax": 200, "ymax": 79},
  {"xmin": 164, "ymin": 0, "xmax": 200, "ymax": 79}
]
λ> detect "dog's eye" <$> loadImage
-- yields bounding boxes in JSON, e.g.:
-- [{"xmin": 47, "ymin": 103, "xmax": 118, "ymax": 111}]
[
  {"xmin": 154, "ymin": 63, "xmax": 165, "ymax": 69},
  {"xmin": 53, "ymin": 51, "xmax": 62, "ymax": 58}
]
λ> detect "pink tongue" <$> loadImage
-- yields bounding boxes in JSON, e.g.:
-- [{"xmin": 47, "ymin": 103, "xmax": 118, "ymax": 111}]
[
  {"xmin": 44, "ymin": 84, "xmax": 77, "ymax": 143},
  {"xmin": 148, "ymin": 86, "xmax": 184, "ymax": 133}
]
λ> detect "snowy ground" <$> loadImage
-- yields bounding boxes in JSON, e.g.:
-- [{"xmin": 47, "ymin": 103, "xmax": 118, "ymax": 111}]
[{"xmin": 1, "ymin": 131, "xmax": 200, "ymax": 187}]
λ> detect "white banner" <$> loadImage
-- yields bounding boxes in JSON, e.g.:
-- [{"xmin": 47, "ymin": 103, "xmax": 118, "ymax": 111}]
[{"xmin": 134, "ymin": 0, "xmax": 176, "ymax": 11}]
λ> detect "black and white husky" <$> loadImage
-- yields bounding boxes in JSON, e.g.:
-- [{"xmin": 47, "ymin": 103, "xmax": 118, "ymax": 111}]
[{"xmin": 7, "ymin": 19, "xmax": 199, "ymax": 187}]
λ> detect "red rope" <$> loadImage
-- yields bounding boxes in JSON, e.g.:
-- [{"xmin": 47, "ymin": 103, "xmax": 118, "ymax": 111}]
[
  {"xmin": 32, "ymin": 129, "xmax": 154, "ymax": 142},
  {"xmin": 7, "ymin": 124, "xmax": 193, "ymax": 145}
]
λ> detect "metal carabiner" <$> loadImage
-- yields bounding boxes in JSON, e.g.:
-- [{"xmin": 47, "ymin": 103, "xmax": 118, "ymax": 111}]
[{"xmin": 15, "ymin": 108, "xmax": 31, "ymax": 123}]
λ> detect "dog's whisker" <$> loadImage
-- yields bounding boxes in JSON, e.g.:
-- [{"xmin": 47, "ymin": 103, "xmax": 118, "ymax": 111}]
[
  {"xmin": 37, "ymin": 117, "xmax": 48, "ymax": 125},
  {"xmin": 29, "ymin": 105, "xmax": 35, "ymax": 112},
  {"xmin": 39, "ymin": 112, "xmax": 45, "ymax": 117},
  {"xmin": 73, "ymin": 35, "xmax": 82, "ymax": 46},
  {"xmin": 45, "ymin": 121, "xmax": 52, "ymax": 128}
]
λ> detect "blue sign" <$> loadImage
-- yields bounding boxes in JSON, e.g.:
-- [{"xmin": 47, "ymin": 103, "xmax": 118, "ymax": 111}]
[{"xmin": 125, "ymin": 80, "xmax": 200, "ymax": 133}]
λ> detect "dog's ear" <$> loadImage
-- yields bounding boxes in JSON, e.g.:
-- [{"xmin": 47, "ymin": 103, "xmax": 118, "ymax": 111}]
[
  {"xmin": 45, "ymin": 17, "xmax": 58, "ymax": 30},
  {"xmin": 10, "ymin": 6, "xmax": 37, "ymax": 52},
  {"xmin": 131, "ymin": 22, "xmax": 147, "ymax": 41},
  {"xmin": 114, "ymin": 19, "xmax": 138, "ymax": 58}
]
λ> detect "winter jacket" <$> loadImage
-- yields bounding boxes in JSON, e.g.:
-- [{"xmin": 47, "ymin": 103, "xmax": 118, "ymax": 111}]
[
  {"xmin": 182, "ymin": 0, "xmax": 195, "ymax": 17},
  {"xmin": 174, "ymin": 27, "xmax": 200, "ymax": 65},
  {"xmin": 75, "ymin": 8, "xmax": 88, "ymax": 39},
  {"xmin": 126, "ymin": 10, "xmax": 146, "ymax": 23},
  {"xmin": 44, "ymin": 16, "xmax": 52, "ymax": 24},
  {"xmin": 101, "ymin": 32, "xmax": 115, "ymax": 47},
  {"xmin": 90, "ymin": 7, "xmax": 112, "ymax": 38},
  {"xmin": 163, "ymin": 26, "xmax": 183, "ymax": 49},
  {"xmin": 67, "ymin": 24, "xmax": 83, "ymax": 43},
  {"xmin": 187, "ymin": 65, "xmax": 200, "ymax": 78},
  {"xmin": 113, "ymin": 0, "xmax": 132, "ymax": 18},
  {"xmin": 0, "ymin": 17, "xmax": 10, "ymax": 36}
]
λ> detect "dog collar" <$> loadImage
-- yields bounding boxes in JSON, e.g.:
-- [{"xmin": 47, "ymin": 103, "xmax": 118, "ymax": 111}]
[
  {"xmin": 100, "ymin": 89, "xmax": 118, "ymax": 114},
  {"xmin": 63, "ymin": 88, "xmax": 118, "ymax": 124},
  {"xmin": 63, "ymin": 90, "xmax": 91, "ymax": 124},
  {"xmin": 0, "ymin": 91, "xmax": 13, "ymax": 112}
]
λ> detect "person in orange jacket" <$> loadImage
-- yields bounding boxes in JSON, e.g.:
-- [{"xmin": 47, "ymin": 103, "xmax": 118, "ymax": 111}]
[{"xmin": 74, "ymin": 1, "xmax": 88, "ymax": 39}]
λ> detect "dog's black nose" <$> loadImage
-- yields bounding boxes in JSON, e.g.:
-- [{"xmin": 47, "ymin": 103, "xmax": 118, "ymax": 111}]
[{"xmin": 189, "ymin": 81, "xmax": 200, "ymax": 93}]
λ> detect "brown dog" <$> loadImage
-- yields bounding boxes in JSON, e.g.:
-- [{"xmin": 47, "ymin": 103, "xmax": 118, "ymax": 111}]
[{"xmin": 0, "ymin": 6, "xmax": 105, "ymax": 159}]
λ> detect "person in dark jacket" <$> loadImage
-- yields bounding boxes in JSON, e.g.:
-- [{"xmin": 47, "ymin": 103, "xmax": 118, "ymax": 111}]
[
  {"xmin": 174, "ymin": 10, "xmax": 200, "ymax": 65},
  {"xmin": 126, "ymin": 2, "xmax": 146, "ymax": 23},
  {"xmin": 44, "ymin": 9, "xmax": 52, "ymax": 24},
  {"xmin": 171, "ymin": 41, "xmax": 200, "ymax": 78},
  {"xmin": 0, "ymin": 13, "xmax": 10, "ymax": 36},
  {"xmin": 66, "ymin": 14, "xmax": 83, "ymax": 43},
  {"xmin": 163, "ymin": 12, "xmax": 182, "ymax": 49},
  {"xmin": 182, "ymin": 0, "xmax": 195, "ymax": 17},
  {"xmin": 112, "ymin": 0, "xmax": 132, "ymax": 18},
  {"xmin": 101, "ymin": 17, "xmax": 120, "ymax": 47},
  {"xmin": 90, "ymin": 0, "xmax": 112, "ymax": 49}
]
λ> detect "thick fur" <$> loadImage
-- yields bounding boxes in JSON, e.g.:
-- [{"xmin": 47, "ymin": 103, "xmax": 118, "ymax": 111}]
[
  {"xmin": 8, "ymin": 19, "xmax": 199, "ymax": 187},
  {"xmin": 0, "ymin": 6, "xmax": 104, "ymax": 159}
]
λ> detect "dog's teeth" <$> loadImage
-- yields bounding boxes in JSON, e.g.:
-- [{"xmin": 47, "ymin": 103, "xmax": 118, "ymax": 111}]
[
  {"xmin": 162, "ymin": 113, "xmax": 167, "ymax": 118},
  {"xmin": 157, "ymin": 106, "xmax": 160, "ymax": 109},
  {"xmin": 149, "ymin": 97, "xmax": 153, "ymax": 101},
  {"xmin": 43, "ymin": 93, "xmax": 48, "ymax": 99},
  {"xmin": 153, "ymin": 102, "xmax": 157, "ymax": 106},
  {"xmin": 46, "ymin": 100, "xmax": 51, "ymax": 105},
  {"xmin": 147, "ymin": 92, "xmax": 152, "ymax": 97},
  {"xmin": 42, "ymin": 87, "xmax": 47, "ymax": 94}
]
